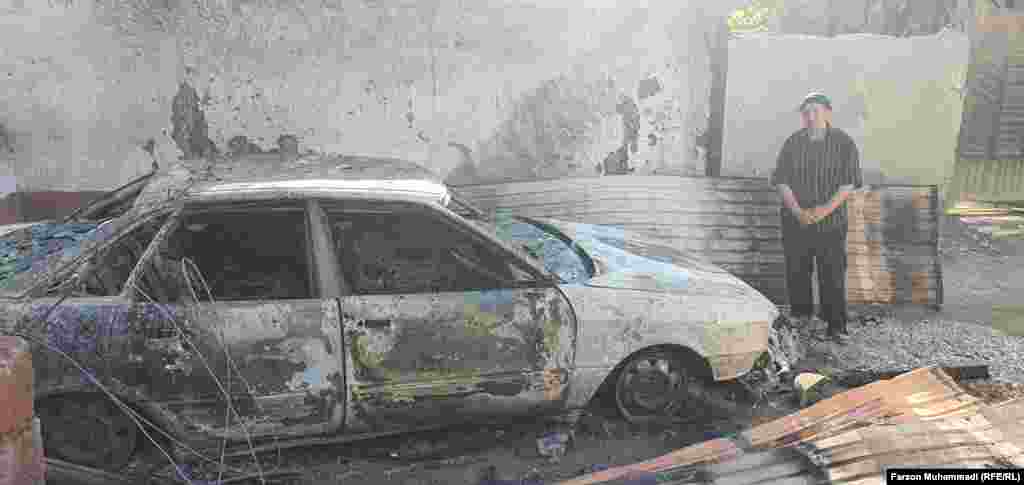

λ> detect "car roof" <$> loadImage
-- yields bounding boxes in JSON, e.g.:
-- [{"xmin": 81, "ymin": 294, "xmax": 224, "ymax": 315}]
[{"xmin": 134, "ymin": 153, "xmax": 451, "ymax": 210}]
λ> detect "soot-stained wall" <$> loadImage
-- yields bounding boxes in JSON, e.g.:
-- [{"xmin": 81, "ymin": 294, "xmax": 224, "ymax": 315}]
[{"xmin": 0, "ymin": 0, "xmax": 741, "ymax": 191}]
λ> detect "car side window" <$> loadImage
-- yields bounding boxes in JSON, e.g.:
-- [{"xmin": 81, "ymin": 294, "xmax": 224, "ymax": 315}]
[
  {"xmin": 75, "ymin": 214, "xmax": 171, "ymax": 297},
  {"xmin": 327, "ymin": 209, "xmax": 528, "ymax": 295},
  {"xmin": 157, "ymin": 205, "xmax": 314, "ymax": 301}
]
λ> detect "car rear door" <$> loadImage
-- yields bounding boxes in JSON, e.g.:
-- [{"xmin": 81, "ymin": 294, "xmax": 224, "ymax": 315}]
[{"xmin": 323, "ymin": 200, "xmax": 577, "ymax": 434}]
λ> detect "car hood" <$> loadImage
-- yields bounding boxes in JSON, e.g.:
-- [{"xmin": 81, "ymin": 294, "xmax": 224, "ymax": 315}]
[
  {"xmin": 0, "ymin": 220, "xmax": 106, "ymax": 297},
  {"xmin": 538, "ymin": 219, "xmax": 767, "ymax": 300}
]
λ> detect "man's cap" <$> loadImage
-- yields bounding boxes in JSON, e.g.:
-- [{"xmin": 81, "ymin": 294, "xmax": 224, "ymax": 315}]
[{"xmin": 798, "ymin": 92, "xmax": 832, "ymax": 111}]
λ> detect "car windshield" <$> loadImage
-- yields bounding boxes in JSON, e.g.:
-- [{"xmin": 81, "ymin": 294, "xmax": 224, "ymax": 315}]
[
  {"xmin": 492, "ymin": 217, "xmax": 593, "ymax": 284},
  {"xmin": 447, "ymin": 196, "xmax": 592, "ymax": 284}
]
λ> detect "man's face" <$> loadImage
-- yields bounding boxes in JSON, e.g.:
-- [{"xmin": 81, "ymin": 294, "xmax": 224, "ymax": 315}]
[{"xmin": 801, "ymin": 103, "xmax": 830, "ymax": 130}]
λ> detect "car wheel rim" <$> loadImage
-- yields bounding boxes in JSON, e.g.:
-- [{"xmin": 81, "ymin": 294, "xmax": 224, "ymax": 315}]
[
  {"xmin": 39, "ymin": 395, "xmax": 139, "ymax": 470},
  {"xmin": 615, "ymin": 353, "xmax": 688, "ymax": 422}
]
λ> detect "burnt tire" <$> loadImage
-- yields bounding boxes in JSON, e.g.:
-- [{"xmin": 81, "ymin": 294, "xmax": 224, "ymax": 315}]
[
  {"xmin": 37, "ymin": 393, "xmax": 139, "ymax": 471},
  {"xmin": 613, "ymin": 349, "xmax": 704, "ymax": 424}
]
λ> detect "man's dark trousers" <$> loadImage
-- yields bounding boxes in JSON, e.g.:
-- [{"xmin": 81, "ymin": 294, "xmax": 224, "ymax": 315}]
[{"xmin": 783, "ymin": 226, "xmax": 848, "ymax": 334}]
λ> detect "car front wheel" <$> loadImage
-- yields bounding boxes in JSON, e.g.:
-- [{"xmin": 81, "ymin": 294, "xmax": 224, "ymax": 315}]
[
  {"xmin": 37, "ymin": 393, "xmax": 139, "ymax": 471},
  {"xmin": 614, "ymin": 349, "xmax": 700, "ymax": 424}
]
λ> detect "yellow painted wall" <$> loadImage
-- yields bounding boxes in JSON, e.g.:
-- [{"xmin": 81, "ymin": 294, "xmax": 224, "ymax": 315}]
[
  {"xmin": 724, "ymin": 31, "xmax": 969, "ymax": 187},
  {"xmin": 853, "ymin": 58, "xmax": 966, "ymax": 187}
]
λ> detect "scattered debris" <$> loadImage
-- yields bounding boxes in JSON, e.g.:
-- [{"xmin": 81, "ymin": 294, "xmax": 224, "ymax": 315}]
[
  {"xmin": 793, "ymin": 372, "xmax": 846, "ymax": 408},
  {"xmin": 536, "ymin": 431, "xmax": 573, "ymax": 463},
  {"xmin": 767, "ymin": 317, "xmax": 803, "ymax": 374},
  {"xmin": 962, "ymin": 381, "xmax": 1024, "ymax": 403},
  {"xmin": 555, "ymin": 367, "xmax": 1022, "ymax": 485}
]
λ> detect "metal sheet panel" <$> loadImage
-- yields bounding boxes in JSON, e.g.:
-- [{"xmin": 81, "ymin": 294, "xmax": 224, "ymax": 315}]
[
  {"xmin": 453, "ymin": 176, "xmax": 942, "ymax": 307},
  {"xmin": 948, "ymin": 158, "xmax": 1024, "ymax": 204}
]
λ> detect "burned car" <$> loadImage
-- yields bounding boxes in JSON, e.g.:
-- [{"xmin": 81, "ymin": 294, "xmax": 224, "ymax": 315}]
[{"xmin": 0, "ymin": 154, "xmax": 778, "ymax": 470}]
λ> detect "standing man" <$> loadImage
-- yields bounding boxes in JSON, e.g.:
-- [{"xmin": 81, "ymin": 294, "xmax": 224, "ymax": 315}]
[{"xmin": 771, "ymin": 93, "xmax": 863, "ymax": 342}]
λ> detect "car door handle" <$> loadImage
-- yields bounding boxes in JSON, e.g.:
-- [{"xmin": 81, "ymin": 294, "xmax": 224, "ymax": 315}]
[{"xmin": 363, "ymin": 319, "xmax": 392, "ymax": 329}]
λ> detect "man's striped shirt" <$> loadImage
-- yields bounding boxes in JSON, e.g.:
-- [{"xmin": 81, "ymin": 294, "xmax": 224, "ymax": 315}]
[{"xmin": 770, "ymin": 127, "xmax": 863, "ymax": 234}]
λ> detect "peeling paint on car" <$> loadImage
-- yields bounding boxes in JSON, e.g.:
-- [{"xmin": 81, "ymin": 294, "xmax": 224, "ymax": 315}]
[
  {"xmin": 339, "ymin": 287, "xmax": 575, "ymax": 433},
  {"xmin": 559, "ymin": 279, "xmax": 778, "ymax": 404},
  {"xmin": 7, "ymin": 154, "xmax": 781, "ymax": 455},
  {"xmin": 33, "ymin": 303, "xmax": 131, "ymax": 355}
]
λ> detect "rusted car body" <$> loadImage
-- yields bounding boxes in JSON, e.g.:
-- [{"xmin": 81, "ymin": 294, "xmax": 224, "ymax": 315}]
[{"xmin": 0, "ymin": 154, "xmax": 778, "ymax": 469}]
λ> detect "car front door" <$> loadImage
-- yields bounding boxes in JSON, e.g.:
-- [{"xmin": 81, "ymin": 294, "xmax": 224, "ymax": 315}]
[
  {"xmin": 129, "ymin": 200, "xmax": 347, "ymax": 441},
  {"xmin": 323, "ymin": 200, "xmax": 577, "ymax": 434}
]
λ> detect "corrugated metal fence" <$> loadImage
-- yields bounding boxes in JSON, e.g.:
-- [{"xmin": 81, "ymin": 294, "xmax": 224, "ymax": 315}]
[
  {"xmin": 453, "ymin": 176, "xmax": 942, "ymax": 308},
  {"xmin": 951, "ymin": 14, "xmax": 1024, "ymax": 203}
]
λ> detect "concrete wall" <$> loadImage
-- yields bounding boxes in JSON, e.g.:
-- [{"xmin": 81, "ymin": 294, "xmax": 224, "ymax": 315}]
[
  {"xmin": 777, "ymin": 0, "xmax": 972, "ymax": 37},
  {"xmin": 0, "ymin": 0, "xmax": 740, "ymax": 191},
  {"xmin": 722, "ymin": 30, "xmax": 969, "ymax": 187}
]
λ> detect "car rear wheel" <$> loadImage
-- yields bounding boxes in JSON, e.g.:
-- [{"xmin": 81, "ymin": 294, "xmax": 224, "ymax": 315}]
[
  {"xmin": 614, "ymin": 349, "xmax": 698, "ymax": 424},
  {"xmin": 37, "ymin": 394, "xmax": 139, "ymax": 471}
]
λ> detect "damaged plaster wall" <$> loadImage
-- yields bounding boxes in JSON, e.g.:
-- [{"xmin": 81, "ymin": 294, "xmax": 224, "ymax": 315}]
[
  {"xmin": 722, "ymin": 30, "xmax": 968, "ymax": 186},
  {"xmin": 0, "ymin": 0, "xmax": 741, "ymax": 191},
  {"xmin": 776, "ymin": 0, "xmax": 974, "ymax": 37}
]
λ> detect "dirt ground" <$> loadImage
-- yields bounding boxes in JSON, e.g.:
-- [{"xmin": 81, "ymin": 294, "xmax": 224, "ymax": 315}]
[
  {"xmin": 164, "ymin": 384, "xmax": 796, "ymax": 485},
  {"xmin": 932, "ymin": 214, "xmax": 1024, "ymax": 334}
]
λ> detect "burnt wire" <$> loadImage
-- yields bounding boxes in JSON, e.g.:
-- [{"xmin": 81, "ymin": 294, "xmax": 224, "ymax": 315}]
[
  {"xmin": 18, "ymin": 285, "xmax": 256, "ymax": 479},
  {"xmin": 179, "ymin": 257, "xmax": 264, "ymax": 485},
  {"xmin": 178, "ymin": 257, "xmax": 234, "ymax": 485},
  {"xmin": 180, "ymin": 258, "xmax": 260, "ymax": 402},
  {"xmin": 131, "ymin": 283, "xmax": 268, "ymax": 485},
  {"xmin": 2, "ymin": 277, "xmax": 205, "ymax": 483},
  {"xmin": 1, "ymin": 330, "xmax": 197, "ymax": 485},
  {"xmin": 24, "ymin": 303, "xmax": 268, "ymax": 482}
]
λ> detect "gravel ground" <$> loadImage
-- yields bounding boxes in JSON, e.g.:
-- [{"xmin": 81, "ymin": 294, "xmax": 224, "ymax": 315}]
[
  {"xmin": 775, "ymin": 213, "xmax": 1024, "ymax": 385},
  {"xmin": 779, "ymin": 314, "xmax": 1024, "ymax": 384}
]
